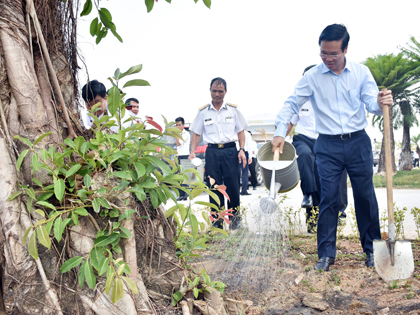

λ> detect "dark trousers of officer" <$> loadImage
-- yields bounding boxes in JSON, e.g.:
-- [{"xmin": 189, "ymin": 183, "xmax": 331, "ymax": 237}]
[
  {"xmin": 239, "ymin": 151, "xmax": 249, "ymax": 194},
  {"xmin": 314, "ymin": 130, "xmax": 381, "ymax": 258},
  {"xmin": 205, "ymin": 145, "xmax": 240, "ymax": 227},
  {"xmin": 249, "ymin": 157, "xmax": 257, "ymax": 188},
  {"xmin": 177, "ymin": 155, "xmax": 189, "ymax": 198},
  {"xmin": 293, "ymin": 134, "xmax": 348, "ymax": 223}
]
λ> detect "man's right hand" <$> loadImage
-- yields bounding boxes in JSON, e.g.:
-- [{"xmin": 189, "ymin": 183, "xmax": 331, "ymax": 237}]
[
  {"xmin": 188, "ymin": 153, "xmax": 196, "ymax": 160},
  {"xmin": 272, "ymin": 136, "xmax": 285, "ymax": 154}
]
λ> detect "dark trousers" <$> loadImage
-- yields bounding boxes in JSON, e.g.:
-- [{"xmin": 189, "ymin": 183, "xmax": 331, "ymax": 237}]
[
  {"xmin": 249, "ymin": 157, "xmax": 257, "ymax": 188},
  {"xmin": 177, "ymin": 155, "xmax": 189, "ymax": 198},
  {"xmin": 293, "ymin": 134, "xmax": 348, "ymax": 220},
  {"xmin": 314, "ymin": 130, "xmax": 381, "ymax": 258},
  {"xmin": 205, "ymin": 146, "xmax": 240, "ymax": 226},
  {"xmin": 239, "ymin": 151, "xmax": 249, "ymax": 193}
]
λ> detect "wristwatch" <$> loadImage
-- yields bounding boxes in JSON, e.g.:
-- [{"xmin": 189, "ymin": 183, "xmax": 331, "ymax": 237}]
[{"xmin": 239, "ymin": 148, "xmax": 245, "ymax": 152}]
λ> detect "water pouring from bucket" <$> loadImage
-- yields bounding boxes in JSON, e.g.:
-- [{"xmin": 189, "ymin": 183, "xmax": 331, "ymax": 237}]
[{"xmin": 257, "ymin": 141, "xmax": 300, "ymax": 214}]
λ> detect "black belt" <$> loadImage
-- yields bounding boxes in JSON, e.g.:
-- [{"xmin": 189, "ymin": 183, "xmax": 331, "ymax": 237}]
[
  {"xmin": 207, "ymin": 142, "xmax": 236, "ymax": 149},
  {"xmin": 319, "ymin": 129, "xmax": 364, "ymax": 140}
]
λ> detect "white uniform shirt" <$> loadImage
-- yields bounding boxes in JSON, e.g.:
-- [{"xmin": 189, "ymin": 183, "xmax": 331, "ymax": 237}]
[
  {"xmin": 249, "ymin": 139, "xmax": 258, "ymax": 159},
  {"xmin": 127, "ymin": 111, "xmax": 143, "ymax": 124},
  {"xmin": 290, "ymin": 100, "xmax": 318, "ymax": 140},
  {"xmin": 244, "ymin": 131, "xmax": 253, "ymax": 153},
  {"xmin": 177, "ymin": 129, "xmax": 190, "ymax": 156},
  {"xmin": 85, "ymin": 109, "xmax": 133, "ymax": 133},
  {"xmin": 190, "ymin": 102, "xmax": 249, "ymax": 144}
]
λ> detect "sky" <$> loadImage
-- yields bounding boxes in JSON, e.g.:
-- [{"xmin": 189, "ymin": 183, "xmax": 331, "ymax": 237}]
[{"xmin": 77, "ymin": 0, "xmax": 420, "ymax": 146}]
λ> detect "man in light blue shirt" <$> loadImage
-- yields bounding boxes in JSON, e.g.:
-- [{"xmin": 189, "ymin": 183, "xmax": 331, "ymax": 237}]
[{"xmin": 272, "ymin": 24, "xmax": 394, "ymax": 271}]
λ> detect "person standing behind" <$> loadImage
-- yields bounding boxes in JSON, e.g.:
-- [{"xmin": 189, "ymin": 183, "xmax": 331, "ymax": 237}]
[
  {"xmin": 248, "ymin": 131, "xmax": 258, "ymax": 190},
  {"xmin": 272, "ymin": 24, "xmax": 393, "ymax": 271},
  {"xmin": 239, "ymin": 130, "xmax": 253, "ymax": 196},
  {"xmin": 125, "ymin": 98, "xmax": 143, "ymax": 124},
  {"xmin": 287, "ymin": 65, "xmax": 348, "ymax": 233},
  {"xmin": 189, "ymin": 77, "xmax": 249, "ymax": 230},
  {"xmin": 175, "ymin": 117, "xmax": 190, "ymax": 201}
]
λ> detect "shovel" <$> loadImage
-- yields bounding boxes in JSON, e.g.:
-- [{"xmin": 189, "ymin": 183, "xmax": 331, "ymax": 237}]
[
  {"xmin": 373, "ymin": 89, "xmax": 414, "ymax": 282},
  {"xmin": 259, "ymin": 147, "xmax": 281, "ymax": 214}
]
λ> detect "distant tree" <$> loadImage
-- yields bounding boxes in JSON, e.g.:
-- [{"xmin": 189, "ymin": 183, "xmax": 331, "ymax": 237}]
[
  {"xmin": 364, "ymin": 53, "xmax": 420, "ymax": 174},
  {"xmin": 412, "ymin": 134, "xmax": 420, "ymax": 155}
]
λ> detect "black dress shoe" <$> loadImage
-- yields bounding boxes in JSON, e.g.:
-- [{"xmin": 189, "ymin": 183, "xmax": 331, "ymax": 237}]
[
  {"xmin": 229, "ymin": 217, "xmax": 242, "ymax": 230},
  {"xmin": 240, "ymin": 191, "xmax": 251, "ymax": 196},
  {"xmin": 253, "ymin": 186, "xmax": 257, "ymax": 190},
  {"xmin": 176, "ymin": 196, "xmax": 183, "ymax": 201},
  {"xmin": 301, "ymin": 194, "xmax": 313, "ymax": 208},
  {"xmin": 366, "ymin": 253, "xmax": 374, "ymax": 268},
  {"xmin": 314, "ymin": 257, "xmax": 335, "ymax": 271}
]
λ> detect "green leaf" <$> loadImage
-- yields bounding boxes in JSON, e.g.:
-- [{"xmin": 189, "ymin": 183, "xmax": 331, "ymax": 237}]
[
  {"xmin": 8, "ymin": 191, "xmax": 22, "ymax": 201},
  {"xmin": 27, "ymin": 187, "xmax": 36, "ymax": 200},
  {"xmin": 38, "ymin": 193, "xmax": 54, "ymax": 202},
  {"xmin": 22, "ymin": 226, "xmax": 32, "ymax": 243},
  {"xmin": 107, "ymin": 86, "xmax": 121, "ymax": 116},
  {"xmin": 84, "ymin": 174, "xmax": 92, "ymax": 188},
  {"xmin": 173, "ymin": 291, "xmax": 183, "ymax": 302},
  {"xmin": 66, "ymin": 164, "xmax": 82, "ymax": 178},
  {"xmin": 37, "ymin": 226, "xmax": 51, "ymax": 249},
  {"xmin": 105, "ymin": 271, "xmax": 115, "ymax": 295},
  {"xmin": 45, "ymin": 218, "xmax": 54, "ymax": 235},
  {"xmin": 112, "ymin": 245, "xmax": 122, "ymax": 253},
  {"xmin": 144, "ymin": 156, "xmax": 171, "ymax": 176},
  {"xmin": 64, "ymin": 138, "xmax": 75, "ymax": 149},
  {"xmin": 109, "ymin": 208, "xmax": 119, "ymax": 218},
  {"xmin": 203, "ymin": 0, "xmax": 211, "ymax": 9},
  {"xmin": 84, "ymin": 260, "xmax": 96, "ymax": 289},
  {"xmin": 34, "ymin": 132, "xmax": 54, "ymax": 146},
  {"xmin": 119, "ymin": 64, "xmax": 143, "ymax": 79},
  {"xmin": 16, "ymin": 150, "xmax": 29, "ymax": 171},
  {"xmin": 28, "ymin": 231, "xmax": 38, "ymax": 259},
  {"xmin": 92, "ymin": 198, "xmax": 101, "ymax": 213},
  {"xmin": 119, "ymin": 227, "xmax": 132, "ymax": 239},
  {"xmin": 98, "ymin": 8, "xmax": 112, "ymax": 28},
  {"xmin": 118, "ymin": 209, "xmax": 136, "ymax": 222},
  {"xmin": 74, "ymin": 208, "xmax": 88, "ymax": 216},
  {"xmin": 114, "ymin": 68, "xmax": 121, "ymax": 80},
  {"xmin": 32, "ymin": 178, "xmax": 43, "ymax": 187},
  {"xmin": 111, "ymin": 278, "xmax": 124, "ymax": 303},
  {"xmin": 123, "ymin": 79, "xmax": 150, "ymax": 88},
  {"xmin": 15, "ymin": 136, "xmax": 32, "ymax": 148},
  {"xmin": 35, "ymin": 209, "xmax": 45, "ymax": 218},
  {"xmin": 27, "ymin": 197, "xmax": 34, "ymax": 213},
  {"xmin": 98, "ymin": 257, "xmax": 109, "ymax": 276},
  {"xmin": 193, "ymin": 287, "xmax": 199, "ymax": 298},
  {"xmin": 194, "ymin": 201, "xmax": 219, "ymax": 211},
  {"xmin": 134, "ymin": 162, "xmax": 146, "ymax": 178},
  {"xmin": 61, "ymin": 256, "xmax": 83, "ymax": 273},
  {"xmin": 79, "ymin": 260, "xmax": 86, "ymax": 288},
  {"xmin": 145, "ymin": 0, "xmax": 154, "ymax": 13},
  {"xmin": 80, "ymin": 0, "xmax": 92, "ymax": 16},
  {"xmin": 121, "ymin": 276, "xmax": 138, "ymax": 294},
  {"xmin": 210, "ymin": 226, "xmax": 228, "ymax": 237},
  {"xmin": 97, "ymin": 187, "xmax": 107, "ymax": 194},
  {"xmin": 94, "ymin": 233, "xmax": 120, "ymax": 247},
  {"xmin": 54, "ymin": 177, "xmax": 65, "ymax": 203},
  {"xmin": 189, "ymin": 214, "xmax": 199, "ymax": 239},
  {"xmin": 112, "ymin": 171, "xmax": 132, "ymax": 180},
  {"xmin": 98, "ymin": 197, "xmax": 111, "ymax": 209},
  {"xmin": 164, "ymin": 205, "xmax": 177, "ymax": 218},
  {"xmin": 148, "ymin": 190, "xmax": 159, "ymax": 209},
  {"xmin": 36, "ymin": 201, "xmax": 56, "ymax": 211},
  {"xmin": 54, "ymin": 217, "xmax": 63, "ymax": 243},
  {"xmin": 91, "ymin": 247, "xmax": 105, "ymax": 271}
]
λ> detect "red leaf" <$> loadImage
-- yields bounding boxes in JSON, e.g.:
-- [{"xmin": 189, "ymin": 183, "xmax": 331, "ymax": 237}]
[
  {"xmin": 222, "ymin": 217, "xmax": 231, "ymax": 224},
  {"xmin": 145, "ymin": 118, "xmax": 163, "ymax": 132},
  {"xmin": 217, "ymin": 186, "xmax": 230, "ymax": 202}
]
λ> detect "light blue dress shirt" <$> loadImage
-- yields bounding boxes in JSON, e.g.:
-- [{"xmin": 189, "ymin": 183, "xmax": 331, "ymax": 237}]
[{"xmin": 274, "ymin": 60, "xmax": 383, "ymax": 138}]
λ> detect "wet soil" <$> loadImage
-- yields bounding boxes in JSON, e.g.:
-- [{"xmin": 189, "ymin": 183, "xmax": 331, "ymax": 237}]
[{"xmin": 190, "ymin": 234, "xmax": 420, "ymax": 315}]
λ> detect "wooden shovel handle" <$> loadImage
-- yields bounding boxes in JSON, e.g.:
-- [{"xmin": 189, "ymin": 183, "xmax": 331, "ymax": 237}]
[
  {"xmin": 382, "ymin": 88, "xmax": 394, "ymax": 225},
  {"xmin": 273, "ymin": 147, "xmax": 280, "ymax": 161}
]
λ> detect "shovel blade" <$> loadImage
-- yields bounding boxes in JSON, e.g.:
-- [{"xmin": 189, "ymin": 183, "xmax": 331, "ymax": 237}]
[{"xmin": 373, "ymin": 239, "xmax": 414, "ymax": 282}]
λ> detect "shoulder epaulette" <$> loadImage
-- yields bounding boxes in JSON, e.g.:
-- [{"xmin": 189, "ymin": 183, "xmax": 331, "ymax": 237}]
[
  {"xmin": 199, "ymin": 104, "xmax": 209, "ymax": 111},
  {"xmin": 227, "ymin": 103, "xmax": 238, "ymax": 108}
]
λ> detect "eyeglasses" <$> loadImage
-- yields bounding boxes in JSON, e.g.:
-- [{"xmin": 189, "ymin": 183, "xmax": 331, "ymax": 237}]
[{"xmin": 319, "ymin": 53, "xmax": 342, "ymax": 60}]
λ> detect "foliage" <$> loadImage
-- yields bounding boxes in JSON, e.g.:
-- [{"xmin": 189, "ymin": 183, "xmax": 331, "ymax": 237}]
[
  {"xmin": 80, "ymin": 0, "xmax": 211, "ymax": 44},
  {"xmin": 372, "ymin": 170, "xmax": 420, "ymax": 189},
  {"xmin": 411, "ymin": 207, "xmax": 420, "ymax": 240},
  {"xmin": 394, "ymin": 205, "xmax": 408, "ymax": 239},
  {"xmin": 9, "ymin": 64, "xmax": 223, "ymax": 304},
  {"xmin": 171, "ymin": 269, "xmax": 226, "ymax": 306}
]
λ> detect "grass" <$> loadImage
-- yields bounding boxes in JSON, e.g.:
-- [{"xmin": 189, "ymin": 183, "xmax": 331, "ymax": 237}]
[{"xmin": 372, "ymin": 170, "xmax": 420, "ymax": 189}]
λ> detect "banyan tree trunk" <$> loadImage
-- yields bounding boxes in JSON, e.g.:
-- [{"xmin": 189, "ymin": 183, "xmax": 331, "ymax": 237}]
[{"xmin": 0, "ymin": 1, "xmax": 182, "ymax": 313}]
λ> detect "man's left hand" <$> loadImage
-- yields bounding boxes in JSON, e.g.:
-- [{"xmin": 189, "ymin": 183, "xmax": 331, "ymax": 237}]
[
  {"xmin": 248, "ymin": 158, "xmax": 252, "ymax": 165},
  {"xmin": 377, "ymin": 89, "xmax": 393, "ymax": 109},
  {"xmin": 238, "ymin": 150, "xmax": 247, "ymax": 168}
]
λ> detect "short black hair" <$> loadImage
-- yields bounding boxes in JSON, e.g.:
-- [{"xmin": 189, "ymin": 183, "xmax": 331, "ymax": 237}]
[
  {"xmin": 82, "ymin": 80, "xmax": 106, "ymax": 103},
  {"xmin": 210, "ymin": 77, "xmax": 227, "ymax": 90},
  {"xmin": 318, "ymin": 24, "xmax": 350, "ymax": 52},
  {"xmin": 175, "ymin": 117, "xmax": 185, "ymax": 125},
  {"xmin": 303, "ymin": 65, "xmax": 316, "ymax": 76},
  {"xmin": 125, "ymin": 98, "xmax": 139, "ymax": 105}
]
